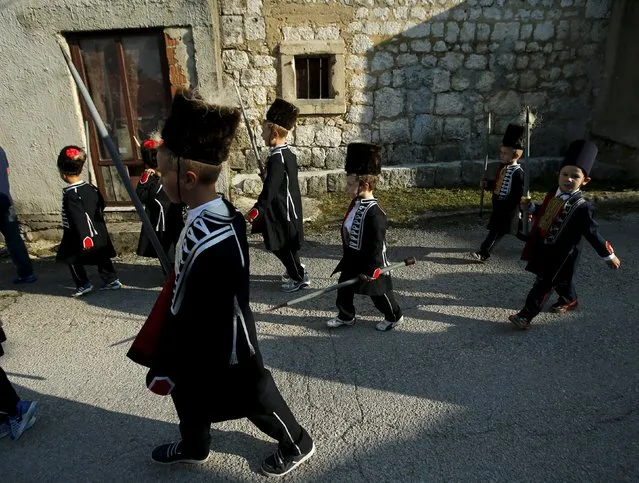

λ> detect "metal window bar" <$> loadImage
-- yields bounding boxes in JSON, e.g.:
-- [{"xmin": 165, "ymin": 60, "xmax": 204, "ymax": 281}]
[{"xmin": 319, "ymin": 57, "xmax": 322, "ymax": 100}]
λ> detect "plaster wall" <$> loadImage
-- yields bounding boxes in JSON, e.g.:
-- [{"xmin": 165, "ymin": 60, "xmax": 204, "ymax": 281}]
[{"xmin": 0, "ymin": 0, "xmax": 223, "ymax": 215}]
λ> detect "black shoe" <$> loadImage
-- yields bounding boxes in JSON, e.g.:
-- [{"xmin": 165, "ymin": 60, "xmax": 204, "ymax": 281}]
[
  {"xmin": 550, "ymin": 299, "xmax": 578, "ymax": 313},
  {"xmin": 151, "ymin": 441, "xmax": 209, "ymax": 465},
  {"xmin": 469, "ymin": 252, "xmax": 488, "ymax": 263},
  {"xmin": 261, "ymin": 442, "xmax": 316, "ymax": 477},
  {"xmin": 508, "ymin": 312, "xmax": 531, "ymax": 330}
]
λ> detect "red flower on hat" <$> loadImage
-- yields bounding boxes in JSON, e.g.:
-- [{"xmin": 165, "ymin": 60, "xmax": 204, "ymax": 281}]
[
  {"xmin": 143, "ymin": 139, "xmax": 163, "ymax": 150},
  {"xmin": 66, "ymin": 147, "xmax": 81, "ymax": 159}
]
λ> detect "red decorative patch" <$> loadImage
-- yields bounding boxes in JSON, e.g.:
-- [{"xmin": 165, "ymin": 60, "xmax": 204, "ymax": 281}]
[
  {"xmin": 372, "ymin": 268, "xmax": 381, "ymax": 280},
  {"xmin": 248, "ymin": 208, "xmax": 259, "ymax": 222},
  {"xmin": 143, "ymin": 139, "xmax": 163, "ymax": 150},
  {"xmin": 148, "ymin": 376, "xmax": 174, "ymax": 396},
  {"xmin": 83, "ymin": 237, "xmax": 94, "ymax": 250},
  {"xmin": 66, "ymin": 147, "xmax": 81, "ymax": 159},
  {"xmin": 140, "ymin": 171, "xmax": 150, "ymax": 184}
]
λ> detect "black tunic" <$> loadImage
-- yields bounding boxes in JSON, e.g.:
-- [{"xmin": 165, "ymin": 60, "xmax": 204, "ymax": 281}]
[
  {"xmin": 485, "ymin": 163, "xmax": 524, "ymax": 235},
  {"xmin": 152, "ymin": 198, "xmax": 277, "ymax": 422},
  {"xmin": 522, "ymin": 190, "xmax": 614, "ymax": 282},
  {"xmin": 56, "ymin": 181, "xmax": 116, "ymax": 265},
  {"xmin": 332, "ymin": 197, "xmax": 394, "ymax": 297},
  {"xmin": 135, "ymin": 170, "xmax": 184, "ymax": 259},
  {"xmin": 250, "ymin": 144, "xmax": 303, "ymax": 252}
]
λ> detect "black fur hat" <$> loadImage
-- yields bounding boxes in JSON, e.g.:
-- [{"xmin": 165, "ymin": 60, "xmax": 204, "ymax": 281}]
[
  {"xmin": 502, "ymin": 124, "xmax": 525, "ymax": 150},
  {"xmin": 561, "ymin": 139, "xmax": 597, "ymax": 176},
  {"xmin": 161, "ymin": 89, "xmax": 241, "ymax": 165},
  {"xmin": 345, "ymin": 143, "xmax": 382, "ymax": 175},
  {"xmin": 266, "ymin": 98, "xmax": 299, "ymax": 130}
]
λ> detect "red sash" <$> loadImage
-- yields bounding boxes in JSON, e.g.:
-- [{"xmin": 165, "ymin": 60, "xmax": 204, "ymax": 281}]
[
  {"xmin": 127, "ymin": 273, "xmax": 175, "ymax": 368},
  {"xmin": 521, "ymin": 192, "xmax": 555, "ymax": 261}
]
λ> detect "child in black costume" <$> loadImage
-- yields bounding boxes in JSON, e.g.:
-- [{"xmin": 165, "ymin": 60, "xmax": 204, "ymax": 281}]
[
  {"xmin": 471, "ymin": 124, "xmax": 525, "ymax": 262},
  {"xmin": 509, "ymin": 140, "xmax": 621, "ymax": 330},
  {"xmin": 127, "ymin": 90, "xmax": 314, "ymax": 478},
  {"xmin": 135, "ymin": 136, "xmax": 184, "ymax": 264},
  {"xmin": 245, "ymin": 99, "xmax": 309, "ymax": 293},
  {"xmin": 55, "ymin": 146, "xmax": 120, "ymax": 297},
  {"xmin": 326, "ymin": 143, "xmax": 403, "ymax": 332}
]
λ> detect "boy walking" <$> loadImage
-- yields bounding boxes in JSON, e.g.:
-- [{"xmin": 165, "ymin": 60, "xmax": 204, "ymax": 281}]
[
  {"xmin": 127, "ymin": 90, "xmax": 314, "ymax": 477},
  {"xmin": 245, "ymin": 99, "xmax": 309, "ymax": 292},
  {"xmin": 509, "ymin": 140, "xmax": 621, "ymax": 330},
  {"xmin": 136, "ymin": 135, "xmax": 184, "ymax": 265},
  {"xmin": 326, "ymin": 143, "xmax": 403, "ymax": 332},
  {"xmin": 471, "ymin": 124, "xmax": 525, "ymax": 262},
  {"xmin": 56, "ymin": 146, "xmax": 121, "ymax": 297}
]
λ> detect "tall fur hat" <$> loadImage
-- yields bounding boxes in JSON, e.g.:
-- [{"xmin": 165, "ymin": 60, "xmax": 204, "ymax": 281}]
[
  {"xmin": 502, "ymin": 124, "xmax": 525, "ymax": 150},
  {"xmin": 345, "ymin": 143, "xmax": 382, "ymax": 175},
  {"xmin": 265, "ymin": 98, "xmax": 299, "ymax": 131},
  {"xmin": 161, "ymin": 89, "xmax": 241, "ymax": 165},
  {"xmin": 561, "ymin": 139, "xmax": 597, "ymax": 176}
]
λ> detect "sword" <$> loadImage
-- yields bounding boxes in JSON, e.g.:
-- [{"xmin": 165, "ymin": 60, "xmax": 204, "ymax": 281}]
[
  {"xmin": 232, "ymin": 80, "xmax": 265, "ymax": 181},
  {"xmin": 522, "ymin": 106, "xmax": 532, "ymax": 235},
  {"xmin": 479, "ymin": 112, "xmax": 491, "ymax": 217},
  {"xmin": 267, "ymin": 257, "xmax": 416, "ymax": 312}
]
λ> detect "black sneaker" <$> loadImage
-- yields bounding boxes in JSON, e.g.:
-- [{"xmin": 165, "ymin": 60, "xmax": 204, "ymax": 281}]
[
  {"xmin": 261, "ymin": 442, "xmax": 316, "ymax": 477},
  {"xmin": 151, "ymin": 441, "xmax": 209, "ymax": 465},
  {"xmin": 469, "ymin": 252, "xmax": 488, "ymax": 263}
]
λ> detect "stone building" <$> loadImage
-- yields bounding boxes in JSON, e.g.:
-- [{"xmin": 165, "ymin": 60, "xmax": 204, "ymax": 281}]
[{"xmin": 0, "ymin": 0, "xmax": 635, "ymax": 240}]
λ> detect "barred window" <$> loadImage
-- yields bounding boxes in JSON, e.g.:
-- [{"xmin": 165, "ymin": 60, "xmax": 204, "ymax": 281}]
[{"xmin": 295, "ymin": 56, "xmax": 332, "ymax": 99}]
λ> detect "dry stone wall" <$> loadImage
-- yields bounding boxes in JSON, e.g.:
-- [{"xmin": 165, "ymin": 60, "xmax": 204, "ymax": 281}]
[{"xmin": 220, "ymin": 0, "xmax": 612, "ymax": 192}]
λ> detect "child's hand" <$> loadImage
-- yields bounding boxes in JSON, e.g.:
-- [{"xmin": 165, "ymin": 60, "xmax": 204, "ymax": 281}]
[
  {"xmin": 607, "ymin": 255, "xmax": 621, "ymax": 269},
  {"xmin": 245, "ymin": 208, "xmax": 258, "ymax": 223}
]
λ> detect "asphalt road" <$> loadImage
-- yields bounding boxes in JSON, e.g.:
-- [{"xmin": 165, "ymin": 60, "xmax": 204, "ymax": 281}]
[{"xmin": 1, "ymin": 213, "xmax": 637, "ymax": 482}]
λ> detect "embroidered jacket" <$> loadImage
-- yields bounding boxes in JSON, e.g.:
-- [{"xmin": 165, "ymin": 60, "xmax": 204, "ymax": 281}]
[
  {"xmin": 135, "ymin": 170, "xmax": 184, "ymax": 259},
  {"xmin": 56, "ymin": 181, "xmax": 116, "ymax": 264},
  {"xmin": 522, "ymin": 190, "xmax": 614, "ymax": 279},
  {"xmin": 486, "ymin": 163, "xmax": 524, "ymax": 234},
  {"xmin": 249, "ymin": 144, "xmax": 303, "ymax": 251},
  {"xmin": 155, "ymin": 198, "xmax": 262, "ymax": 379},
  {"xmin": 332, "ymin": 197, "xmax": 393, "ymax": 297}
]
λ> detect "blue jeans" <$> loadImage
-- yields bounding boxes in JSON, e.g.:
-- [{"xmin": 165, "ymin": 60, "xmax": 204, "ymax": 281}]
[{"xmin": 0, "ymin": 205, "xmax": 33, "ymax": 278}]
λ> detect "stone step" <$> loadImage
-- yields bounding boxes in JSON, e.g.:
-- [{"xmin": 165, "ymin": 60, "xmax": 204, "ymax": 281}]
[{"xmin": 233, "ymin": 158, "xmax": 566, "ymax": 196}]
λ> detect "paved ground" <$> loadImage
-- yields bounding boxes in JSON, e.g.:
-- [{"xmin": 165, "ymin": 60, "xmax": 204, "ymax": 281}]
[{"xmin": 0, "ymin": 213, "xmax": 638, "ymax": 482}]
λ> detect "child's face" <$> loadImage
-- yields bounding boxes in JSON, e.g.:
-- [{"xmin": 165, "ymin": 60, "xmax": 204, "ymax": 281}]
[
  {"xmin": 558, "ymin": 165, "xmax": 590, "ymax": 193},
  {"xmin": 499, "ymin": 146, "xmax": 521, "ymax": 164},
  {"xmin": 157, "ymin": 150, "xmax": 180, "ymax": 204},
  {"xmin": 261, "ymin": 121, "xmax": 273, "ymax": 146},
  {"xmin": 345, "ymin": 174, "xmax": 360, "ymax": 199}
]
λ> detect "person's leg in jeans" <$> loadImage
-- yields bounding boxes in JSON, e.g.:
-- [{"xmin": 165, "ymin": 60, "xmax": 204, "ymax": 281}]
[{"xmin": 0, "ymin": 206, "xmax": 34, "ymax": 280}]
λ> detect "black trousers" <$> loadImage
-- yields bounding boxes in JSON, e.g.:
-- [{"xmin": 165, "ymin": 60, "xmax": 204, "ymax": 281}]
[
  {"xmin": 479, "ymin": 228, "xmax": 505, "ymax": 259},
  {"xmin": 272, "ymin": 247, "xmax": 304, "ymax": 282},
  {"xmin": 171, "ymin": 370, "xmax": 312, "ymax": 459},
  {"xmin": 336, "ymin": 283, "xmax": 403, "ymax": 323},
  {"xmin": 521, "ymin": 271, "xmax": 577, "ymax": 320},
  {"xmin": 0, "ymin": 366, "xmax": 19, "ymax": 416},
  {"xmin": 69, "ymin": 258, "xmax": 117, "ymax": 287}
]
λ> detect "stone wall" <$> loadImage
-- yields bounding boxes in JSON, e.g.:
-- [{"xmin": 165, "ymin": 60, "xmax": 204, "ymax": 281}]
[{"xmin": 220, "ymin": 0, "xmax": 612, "ymax": 175}]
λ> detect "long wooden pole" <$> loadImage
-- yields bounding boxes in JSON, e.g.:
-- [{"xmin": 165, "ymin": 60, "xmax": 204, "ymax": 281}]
[{"xmin": 57, "ymin": 38, "xmax": 172, "ymax": 276}]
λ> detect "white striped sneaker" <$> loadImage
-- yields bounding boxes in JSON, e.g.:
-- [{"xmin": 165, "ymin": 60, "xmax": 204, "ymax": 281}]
[{"xmin": 375, "ymin": 316, "xmax": 404, "ymax": 332}]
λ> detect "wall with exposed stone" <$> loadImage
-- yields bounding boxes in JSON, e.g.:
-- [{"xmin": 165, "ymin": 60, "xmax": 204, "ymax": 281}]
[{"xmin": 220, "ymin": 0, "xmax": 614, "ymax": 195}]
